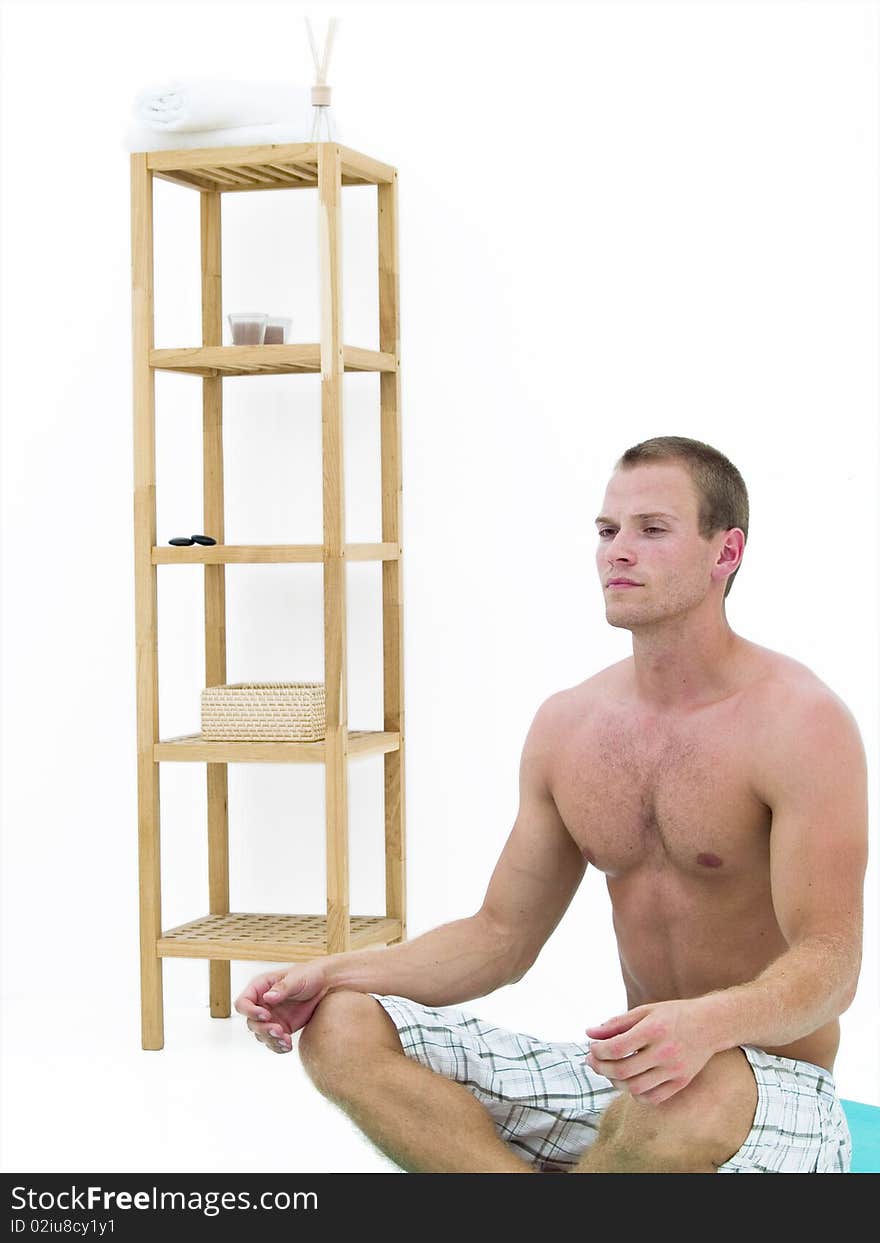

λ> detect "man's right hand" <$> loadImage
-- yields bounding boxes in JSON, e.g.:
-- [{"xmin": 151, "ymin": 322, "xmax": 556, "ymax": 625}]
[{"xmin": 233, "ymin": 962, "xmax": 331, "ymax": 1054}]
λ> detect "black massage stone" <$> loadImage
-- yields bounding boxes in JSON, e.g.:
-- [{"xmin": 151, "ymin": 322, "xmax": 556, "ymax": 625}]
[
  {"xmin": 169, "ymin": 537, "xmax": 195, "ymax": 546},
  {"xmin": 191, "ymin": 534, "xmax": 217, "ymax": 545}
]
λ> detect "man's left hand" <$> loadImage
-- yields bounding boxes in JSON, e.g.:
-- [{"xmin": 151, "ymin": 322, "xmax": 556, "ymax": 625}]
[{"xmin": 584, "ymin": 998, "xmax": 719, "ymax": 1105}]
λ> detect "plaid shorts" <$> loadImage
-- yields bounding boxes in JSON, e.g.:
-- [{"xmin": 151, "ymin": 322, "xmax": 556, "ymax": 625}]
[{"xmin": 370, "ymin": 993, "xmax": 852, "ymax": 1173}]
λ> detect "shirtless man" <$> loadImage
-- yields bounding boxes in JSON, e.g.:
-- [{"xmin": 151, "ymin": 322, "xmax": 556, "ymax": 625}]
[{"xmin": 235, "ymin": 435, "xmax": 868, "ymax": 1174}]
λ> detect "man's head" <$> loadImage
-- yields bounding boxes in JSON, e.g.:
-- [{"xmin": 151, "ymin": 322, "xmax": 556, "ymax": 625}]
[{"xmin": 595, "ymin": 436, "xmax": 749, "ymax": 628}]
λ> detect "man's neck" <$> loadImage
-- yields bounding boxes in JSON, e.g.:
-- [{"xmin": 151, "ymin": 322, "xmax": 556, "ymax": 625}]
[{"xmin": 628, "ymin": 621, "xmax": 746, "ymax": 713}]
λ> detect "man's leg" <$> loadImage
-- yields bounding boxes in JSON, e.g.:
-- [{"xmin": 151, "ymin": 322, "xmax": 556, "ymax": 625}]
[
  {"xmin": 570, "ymin": 1046, "xmax": 759, "ymax": 1173},
  {"xmin": 298, "ymin": 990, "xmax": 537, "ymax": 1173}
]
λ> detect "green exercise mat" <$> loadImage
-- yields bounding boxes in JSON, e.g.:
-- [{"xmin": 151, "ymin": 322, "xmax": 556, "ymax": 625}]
[{"xmin": 842, "ymin": 1099, "xmax": 880, "ymax": 1173}]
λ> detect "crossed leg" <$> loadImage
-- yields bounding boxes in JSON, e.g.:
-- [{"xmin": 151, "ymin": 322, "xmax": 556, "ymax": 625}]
[
  {"xmin": 571, "ymin": 1044, "xmax": 758, "ymax": 1172},
  {"xmin": 298, "ymin": 989, "xmax": 533, "ymax": 1172},
  {"xmin": 297, "ymin": 990, "xmax": 758, "ymax": 1174}
]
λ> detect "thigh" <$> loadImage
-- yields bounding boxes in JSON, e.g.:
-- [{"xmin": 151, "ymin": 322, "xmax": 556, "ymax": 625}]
[
  {"xmin": 370, "ymin": 994, "xmax": 622, "ymax": 1169},
  {"xmin": 715, "ymin": 1046, "xmax": 852, "ymax": 1174},
  {"xmin": 599, "ymin": 1046, "xmax": 759, "ymax": 1172}
]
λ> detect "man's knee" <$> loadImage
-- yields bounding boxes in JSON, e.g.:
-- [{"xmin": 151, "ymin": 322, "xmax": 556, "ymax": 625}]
[
  {"xmin": 298, "ymin": 990, "xmax": 403, "ymax": 1097},
  {"xmin": 595, "ymin": 1047, "xmax": 758, "ymax": 1171}
]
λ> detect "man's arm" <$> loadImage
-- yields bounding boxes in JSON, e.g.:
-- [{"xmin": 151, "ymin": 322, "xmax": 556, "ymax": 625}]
[
  {"xmin": 237, "ymin": 694, "xmax": 586, "ymax": 1022},
  {"xmin": 699, "ymin": 686, "xmax": 869, "ymax": 1052},
  {"xmin": 325, "ymin": 692, "xmax": 586, "ymax": 1003}
]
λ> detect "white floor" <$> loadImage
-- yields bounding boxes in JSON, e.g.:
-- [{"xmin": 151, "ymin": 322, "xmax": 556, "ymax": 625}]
[
  {"xmin": 2, "ymin": 991, "xmax": 877, "ymax": 1174},
  {"xmin": 0, "ymin": 996, "xmax": 399, "ymax": 1174}
]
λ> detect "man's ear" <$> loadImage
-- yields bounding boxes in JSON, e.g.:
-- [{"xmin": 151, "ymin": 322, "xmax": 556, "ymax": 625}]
[{"xmin": 717, "ymin": 528, "xmax": 744, "ymax": 573}]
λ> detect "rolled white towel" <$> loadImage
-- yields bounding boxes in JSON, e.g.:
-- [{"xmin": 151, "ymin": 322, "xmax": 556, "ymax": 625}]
[
  {"xmin": 133, "ymin": 76, "xmax": 310, "ymax": 132},
  {"xmin": 122, "ymin": 118, "xmax": 316, "ymax": 153}
]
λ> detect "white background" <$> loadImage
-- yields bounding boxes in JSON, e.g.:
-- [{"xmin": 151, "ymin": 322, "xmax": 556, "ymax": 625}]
[{"xmin": 1, "ymin": 0, "xmax": 877, "ymax": 1173}]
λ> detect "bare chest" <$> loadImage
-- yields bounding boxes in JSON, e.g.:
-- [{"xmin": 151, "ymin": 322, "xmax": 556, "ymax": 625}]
[{"xmin": 550, "ymin": 704, "xmax": 772, "ymax": 878}]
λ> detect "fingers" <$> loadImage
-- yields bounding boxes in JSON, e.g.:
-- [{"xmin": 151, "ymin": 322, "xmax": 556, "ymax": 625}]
[
  {"xmin": 234, "ymin": 971, "xmax": 292, "ymax": 1052},
  {"xmin": 619, "ymin": 1067, "xmax": 677, "ymax": 1100},
  {"xmin": 246, "ymin": 1016, "xmax": 292, "ymax": 1054},
  {"xmin": 585, "ymin": 1046, "xmax": 652, "ymax": 1081},
  {"xmin": 584, "ymin": 1012, "xmax": 640, "ymax": 1038},
  {"xmin": 625, "ymin": 1074, "xmax": 684, "ymax": 1105},
  {"xmin": 586, "ymin": 1020, "xmax": 651, "ymax": 1061},
  {"xmin": 261, "ymin": 963, "xmax": 323, "ymax": 1004},
  {"xmin": 634, "ymin": 1079, "xmax": 686, "ymax": 1105},
  {"xmin": 261, "ymin": 975, "xmax": 303, "ymax": 1004},
  {"xmin": 234, "ymin": 967, "xmax": 311, "ymax": 1053},
  {"xmin": 234, "ymin": 993, "xmax": 269, "ymax": 1020},
  {"xmin": 233, "ymin": 970, "xmax": 287, "ymax": 1018}
]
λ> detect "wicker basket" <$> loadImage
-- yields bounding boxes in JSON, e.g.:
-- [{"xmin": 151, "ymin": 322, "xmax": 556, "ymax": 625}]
[{"xmin": 200, "ymin": 682, "xmax": 326, "ymax": 741}]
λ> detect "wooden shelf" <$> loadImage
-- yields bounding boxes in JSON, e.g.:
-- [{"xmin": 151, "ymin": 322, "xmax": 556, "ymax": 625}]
[
  {"xmin": 146, "ymin": 142, "xmax": 395, "ymax": 193},
  {"xmin": 154, "ymin": 730, "xmax": 401, "ymax": 763},
  {"xmin": 157, "ymin": 912, "xmax": 403, "ymax": 961},
  {"xmin": 132, "ymin": 141, "xmax": 406, "ymax": 1047},
  {"xmin": 152, "ymin": 543, "xmax": 400, "ymax": 565},
  {"xmin": 151, "ymin": 344, "xmax": 397, "ymax": 377}
]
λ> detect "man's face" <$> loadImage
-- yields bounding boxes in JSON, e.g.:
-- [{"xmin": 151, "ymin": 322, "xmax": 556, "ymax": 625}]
[{"xmin": 595, "ymin": 462, "xmax": 725, "ymax": 629}]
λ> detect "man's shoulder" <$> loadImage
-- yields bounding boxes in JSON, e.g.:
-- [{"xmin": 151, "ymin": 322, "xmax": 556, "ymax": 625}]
[
  {"xmin": 744, "ymin": 644, "xmax": 854, "ymax": 719},
  {"xmin": 546, "ymin": 659, "xmax": 630, "ymax": 710},
  {"xmin": 743, "ymin": 649, "xmax": 867, "ymax": 831},
  {"xmin": 743, "ymin": 645, "xmax": 864, "ymax": 763},
  {"xmin": 526, "ymin": 665, "xmax": 623, "ymax": 755}
]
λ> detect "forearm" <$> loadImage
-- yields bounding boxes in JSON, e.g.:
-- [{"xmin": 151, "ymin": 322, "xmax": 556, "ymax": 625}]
[
  {"xmin": 699, "ymin": 934, "xmax": 860, "ymax": 1053},
  {"xmin": 321, "ymin": 912, "xmax": 522, "ymax": 1007}
]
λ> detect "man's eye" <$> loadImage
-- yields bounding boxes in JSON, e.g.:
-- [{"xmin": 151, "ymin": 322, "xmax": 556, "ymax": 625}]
[{"xmin": 598, "ymin": 528, "xmax": 665, "ymax": 537}]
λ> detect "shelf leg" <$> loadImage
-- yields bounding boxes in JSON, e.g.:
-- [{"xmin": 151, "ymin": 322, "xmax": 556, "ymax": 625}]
[
  {"xmin": 201, "ymin": 188, "xmax": 231, "ymax": 1016},
  {"xmin": 325, "ymin": 726, "xmax": 351, "ymax": 953},
  {"xmin": 319, "ymin": 144, "xmax": 352, "ymax": 955},
  {"xmin": 136, "ymin": 755, "xmax": 164, "ymax": 1049},
  {"xmin": 207, "ymin": 764, "xmax": 230, "ymax": 1016},
  {"xmin": 379, "ymin": 173, "xmax": 407, "ymax": 942},
  {"xmin": 132, "ymin": 152, "xmax": 164, "ymax": 1048}
]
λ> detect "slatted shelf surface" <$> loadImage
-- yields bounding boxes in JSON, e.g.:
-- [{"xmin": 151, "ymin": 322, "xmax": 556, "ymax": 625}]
[
  {"xmin": 154, "ymin": 730, "xmax": 401, "ymax": 763},
  {"xmin": 152, "ymin": 543, "xmax": 401, "ymax": 565},
  {"xmin": 146, "ymin": 142, "xmax": 395, "ymax": 192},
  {"xmin": 157, "ymin": 912, "xmax": 403, "ymax": 961},
  {"xmin": 151, "ymin": 344, "xmax": 397, "ymax": 376}
]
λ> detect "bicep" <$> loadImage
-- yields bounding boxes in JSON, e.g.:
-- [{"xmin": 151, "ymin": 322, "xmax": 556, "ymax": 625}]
[
  {"xmin": 761, "ymin": 692, "xmax": 868, "ymax": 951},
  {"xmin": 478, "ymin": 698, "xmax": 586, "ymax": 968}
]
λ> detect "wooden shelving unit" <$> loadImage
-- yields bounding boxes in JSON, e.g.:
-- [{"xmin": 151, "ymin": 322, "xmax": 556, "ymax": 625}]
[{"xmin": 131, "ymin": 141, "xmax": 406, "ymax": 1049}]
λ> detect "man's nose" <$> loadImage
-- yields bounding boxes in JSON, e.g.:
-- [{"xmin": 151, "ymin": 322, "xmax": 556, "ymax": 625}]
[{"xmin": 605, "ymin": 532, "xmax": 636, "ymax": 560}]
